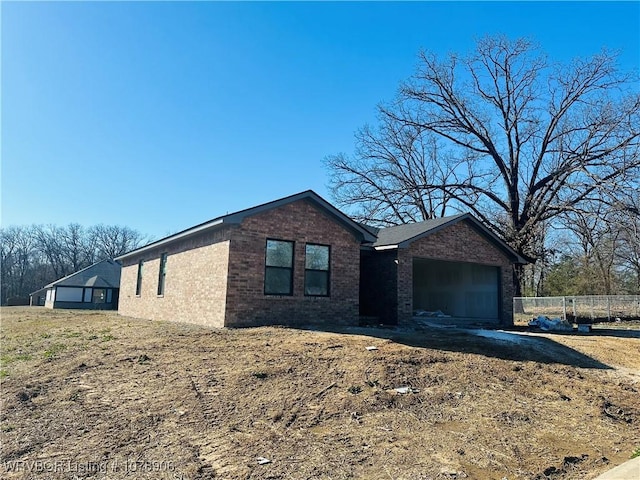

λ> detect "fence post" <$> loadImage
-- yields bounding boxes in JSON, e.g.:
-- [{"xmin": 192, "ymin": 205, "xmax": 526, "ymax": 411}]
[
  {"xmin": 607, "ymin": 296, "xmax": 611, "ymax": 321},
  {"xmin": 562, "ymin": 296, "xmax": 567, "ymax": 321}
]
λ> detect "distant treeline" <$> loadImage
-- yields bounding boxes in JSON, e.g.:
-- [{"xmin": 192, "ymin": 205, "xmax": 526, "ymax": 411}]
[{"xmin": 1, "ymin": 224, "xmax": 148, "ymax": 304}]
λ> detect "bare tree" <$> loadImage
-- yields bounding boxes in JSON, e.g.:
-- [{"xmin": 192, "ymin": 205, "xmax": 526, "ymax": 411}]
[
  {"xmin": 89, "ymin": 224, "xmax": 147, "ymax": 259},
  {"xmin": 613, "ymin": 193, "xmax": 640, "ymax": 293},
  {"xmin": 0, "ymin": 226, "xmax": 40, "ymax": 303},
  {"xmin": 2, "ymin": 223, "xmax": 149, "ymax": 303},
  {"xmin": 327, "ymin": 118, "xmax": 464, "ymax": 225},
  {"xmin": 560, "ymin": 205, "xmax": 621, "ymax": 294},
  {"xmin": 326, "ymin": 36, "xmax": 640, "ymax": 294}
]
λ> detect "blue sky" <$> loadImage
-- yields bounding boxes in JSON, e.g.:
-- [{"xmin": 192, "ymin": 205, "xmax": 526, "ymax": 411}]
[{"xmin": 2, "ymin": 1, "xmax": 639, "ymax": 240}]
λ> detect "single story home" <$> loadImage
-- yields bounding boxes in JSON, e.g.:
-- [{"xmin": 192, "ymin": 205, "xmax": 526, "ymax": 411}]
[
  {"xmin": 29, "ymin": 287, "xmax": 48, "ymax": 306},
  {"xmin": 116, "ymin": 190, "xmax": 525, "ymax": 328},
  {"xmin": 40, "ymin": 259, "xmax": 121, "ymax": 310}
]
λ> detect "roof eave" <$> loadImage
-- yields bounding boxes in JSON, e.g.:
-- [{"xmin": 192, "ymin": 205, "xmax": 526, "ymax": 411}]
[
  {"xmin": 115, "ymin": 218, "xmax": 226, "ymax": 260},
  {"xmin": 116, "ymin": 190, "xmax": 376, "ymax": 261},
  {"xmin": 378, "ymin": 214, "xmax": 527, "ymax": 264}
]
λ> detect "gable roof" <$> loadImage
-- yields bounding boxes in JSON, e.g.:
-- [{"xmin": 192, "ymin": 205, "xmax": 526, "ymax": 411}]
[
  {"xmin": 44, "ymin": 259, "xmax": 122, "ymax": 289},
  {"xmin": 369, "ymin": 213, "xmax": 526, "ymax": 263},
  {"xmin": 116, "ymin": 190, "xmax": 377, "ymax": 260}
]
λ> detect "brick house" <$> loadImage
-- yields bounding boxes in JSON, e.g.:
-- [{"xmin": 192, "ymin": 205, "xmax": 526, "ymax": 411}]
[
  {"xmin": 360, "ymin": 215, "xmax": 524, "ymax": 326},
  {"xmin": 116, "ymin": 191, "xmax": 524, "ymax": 328}
]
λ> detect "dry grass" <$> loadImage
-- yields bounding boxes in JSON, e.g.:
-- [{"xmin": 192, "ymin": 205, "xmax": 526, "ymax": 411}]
[{"xmin": 1, "ymin": 307, "xmax": 639, "ymax": 479}]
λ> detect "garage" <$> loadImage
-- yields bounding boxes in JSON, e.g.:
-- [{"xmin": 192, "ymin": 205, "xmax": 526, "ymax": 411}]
[
  {"xmin": 413, "ymin": 258, "xmax": 500, "ymax": 323},
  {"xmin": 360, "ymin": 213, "xmax": 525, "ymax": 326}
]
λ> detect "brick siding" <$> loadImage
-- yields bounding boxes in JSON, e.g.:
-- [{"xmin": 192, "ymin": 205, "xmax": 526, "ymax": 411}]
[
  {"xmin": 118, "ymin": 199, "xmax": 361, "ymax": 328},
  {"xmin": 396, "ymin": 221, "xmax": 514, "ymax": 326},
  {"xmin": 224, "ymin": 199, "xmax": 361, "ymax": 327}
]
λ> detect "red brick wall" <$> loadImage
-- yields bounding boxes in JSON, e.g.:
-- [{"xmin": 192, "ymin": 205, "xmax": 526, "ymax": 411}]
[
  {"xmin": 395, "ymin": 220, "xmax": 515, "ymax": 326},
  {"xmin": 118, "ymin": 199, "xmax": 362, "ymax": 328},
  {"xmin": 224, "ymin": 199, "xmax": 361, "ymax": 327}
]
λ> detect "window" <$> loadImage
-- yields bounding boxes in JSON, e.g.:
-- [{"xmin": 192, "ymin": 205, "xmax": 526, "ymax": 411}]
[
  {"xmin": 157, "ymin": 253, "xmax": 168, "ymax": 296},
  {"xmin": 305, "ymin": 244, "xmax": 330, "ymax": 296},
  {"xmin": 264, "ymin": 239, "xmax": 294, "ymax": 295},
  {"xmin": 136, "ymin": 260, "xmax": 144, "ymax": 296},
  {"xmin": 92, "ymin": 288, "xmax": 106, "ymax": 304},
  {"xmin": 55, "ymin": 287, "xmax": 84, "ymax": 302}
]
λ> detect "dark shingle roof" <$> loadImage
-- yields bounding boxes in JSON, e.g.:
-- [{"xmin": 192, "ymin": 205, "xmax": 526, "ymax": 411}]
[
  {"xmin": 370, "ymin": 213, "xmax": 526, "ymax": 263},
  {"xmin": 370, "ymin": 214, "xmax": 467, "ymax": 247},
  {"xmin": 117, "ymin": 190, "xmax": 377, "ymax": 260},
  {"xmin": 45, "ymin": 259, "xmax": 121, "ymax": 289}
]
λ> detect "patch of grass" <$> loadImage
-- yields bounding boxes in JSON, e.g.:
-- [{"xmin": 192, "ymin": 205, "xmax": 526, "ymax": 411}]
[
  {"xmin": 101, "ymin": 334, "xmax": 115, "ymax": 342},
  {"xmin": 62, "ymin": 331, "xmax": 82, "ymax": 338},
  {"xmin": 252, "ymin": 372, "xmax": 268, "ymax": 379},
  {"xmin": 631, "ymin": 447, "xmax": 640, "ymax": 459},
  {"xmin": 44, "ymin": 343, "xmax": 67, "ymax": 359},
  {"xmin": 0, "ymin": 352, "xmax": 33, "ymax": 367},
  {"xmin": 0, "ymin": 369, "xmax": 8, "ymax": 379},
  {"xmin": 41, "ymin": 332, "xmax": 52, "ymax": 339},
  {"xmin": 348, "ymin": 385, "xmax": 362, "ymax": 395}
]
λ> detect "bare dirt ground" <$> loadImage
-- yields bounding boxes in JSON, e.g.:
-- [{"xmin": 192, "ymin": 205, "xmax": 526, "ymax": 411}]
[{"xmin": 1, "ymin": 307, "xmax": 638, "ymax": 480}]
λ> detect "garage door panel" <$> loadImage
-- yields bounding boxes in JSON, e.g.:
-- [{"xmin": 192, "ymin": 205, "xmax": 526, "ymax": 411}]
[
  {"xmin": 413, "ymin": 259, "xmax": 499, "ymax": 321},
  {"xmin": 464, "ymin": 291, "xmax": 498, "ymax": 319}
]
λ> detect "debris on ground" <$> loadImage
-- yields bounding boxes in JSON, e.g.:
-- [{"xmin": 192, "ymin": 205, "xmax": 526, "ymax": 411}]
[
  {"xmin": 365, "ymin": 346, "xmax": 378, "ymax": 351},
  {"xmin": 528, "ymin": 315, "xmax": 573, "ymax": 332},
  {"xmin": 256, "ymin": 457, "xmax": 271, "ymax": 465},
  {"xmin": 414, "ymin": 309, "xmax": 451, "ymax": 318},
  {"xmin": 393, "ymin": 386, "xmax": 419, "ymax": 394}
]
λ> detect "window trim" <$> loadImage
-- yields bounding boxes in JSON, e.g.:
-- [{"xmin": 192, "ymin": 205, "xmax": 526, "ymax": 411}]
[
  {"xmin": 135, "ymin": 260, "xmax": 144, "ymax": 296},
  {"xmin": 157, "ymin": 253, "xmax": 168, "ymax": 296},
  {"xmin": 304, "ymin": 243, "xmax": 331, "ymax": 297},
  {"xmin": 264, "ymin": 238, "xmax": 294, "ymax": 296}
]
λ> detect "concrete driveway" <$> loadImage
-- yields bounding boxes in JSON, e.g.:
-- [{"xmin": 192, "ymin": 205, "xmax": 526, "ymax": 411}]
[{"xmin": 592, "ymin": 456, "xmax": 640, "ymax": 479}]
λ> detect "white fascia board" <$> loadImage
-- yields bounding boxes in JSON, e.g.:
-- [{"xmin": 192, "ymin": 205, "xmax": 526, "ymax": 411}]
[{"xmin": 373, "ymin": 245, "xmax": 399, "ymax": 251}]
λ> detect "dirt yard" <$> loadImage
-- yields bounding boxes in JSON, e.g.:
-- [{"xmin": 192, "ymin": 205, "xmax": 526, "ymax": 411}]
[{"xmin": 1, "ymin": 307, "xmax": 638, "ymax": 479}]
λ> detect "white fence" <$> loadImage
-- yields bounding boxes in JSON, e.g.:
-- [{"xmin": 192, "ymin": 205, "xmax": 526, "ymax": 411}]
[{"xmin": 514, "ymin": 295, "xmax": 640, "ymax": 322}]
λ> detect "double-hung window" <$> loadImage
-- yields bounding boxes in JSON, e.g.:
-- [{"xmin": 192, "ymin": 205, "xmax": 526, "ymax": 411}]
[
  {"xmin": 305, "ymin": 244, "xmax": 330, "ymax": 296},
  {"xmin": 264, "ymin": 239, "xmax": 294, "ymax": 295}
]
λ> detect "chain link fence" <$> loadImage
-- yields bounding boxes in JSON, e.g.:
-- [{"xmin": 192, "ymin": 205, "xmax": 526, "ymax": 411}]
[{"xmin": 513, "ymin": 295, "xmax": 640, "ymax": 324}]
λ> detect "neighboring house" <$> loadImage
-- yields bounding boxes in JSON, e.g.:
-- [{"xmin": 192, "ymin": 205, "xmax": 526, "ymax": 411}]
[
  {"xmin": 29, "ymin": 287, "xmax": 48, "ymax": 306},
  {"xmin": 117, "ymin": 190, "xmax": 525, "ymax": 329},
  {"xmin": 40, "ymin": 259, "xmax": 121, "ymax": 310}
]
